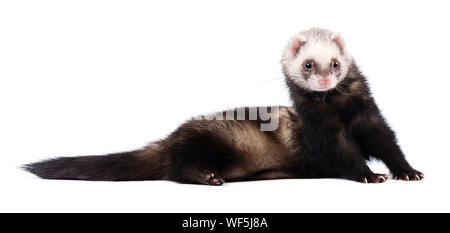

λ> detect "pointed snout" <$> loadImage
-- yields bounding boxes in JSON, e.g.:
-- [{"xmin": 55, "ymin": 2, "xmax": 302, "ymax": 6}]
[{"xmin": 318, "ymin": 77, "xmax": 331, "ymax": 88}]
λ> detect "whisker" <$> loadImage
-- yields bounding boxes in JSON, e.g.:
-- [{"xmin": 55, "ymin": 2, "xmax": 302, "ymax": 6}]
[{"xmin": 256, "ymin": 77, "xmax": 285, "ymax": 84}]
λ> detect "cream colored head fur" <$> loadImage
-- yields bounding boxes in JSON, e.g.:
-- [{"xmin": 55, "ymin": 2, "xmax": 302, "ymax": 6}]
[{"xmin": 282, "ymin": 28, "xmax": 353, "ymax": 92}]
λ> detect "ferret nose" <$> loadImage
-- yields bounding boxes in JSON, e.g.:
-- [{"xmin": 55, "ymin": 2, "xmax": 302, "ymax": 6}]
[{"xmin": 318, "ymin": 77, "xmax": 331, "ymax": 88}]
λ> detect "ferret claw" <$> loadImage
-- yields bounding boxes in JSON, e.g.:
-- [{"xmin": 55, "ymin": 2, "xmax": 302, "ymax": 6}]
[
  {"xmin": 204, "ymin": 172, "xmax": 224, "ymax": 186},
  {"xmin": 359, "ymin": 174, "xmax": 388, "ymax": 183},
  {"xmin": 394, "ymin": 170, "xmax": 424, "ymax": 182}
]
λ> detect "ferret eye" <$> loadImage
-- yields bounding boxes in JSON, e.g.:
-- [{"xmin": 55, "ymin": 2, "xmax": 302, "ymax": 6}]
[
  {"xmin": 304, "ymin": 61, "xmax": 313, "ymax": 70},
  {"xmin": 332, "ymin": 60, "xmax": 340, "ymax": 69}
]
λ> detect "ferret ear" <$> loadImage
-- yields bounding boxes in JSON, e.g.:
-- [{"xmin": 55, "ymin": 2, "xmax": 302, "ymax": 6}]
[
  {"xmin": 331, "ymin": 33, "xmax": 345, "ymax": 52},
  {"xmin": 290, "ymin": 35, "xmax": 307, "ymax": 56}
]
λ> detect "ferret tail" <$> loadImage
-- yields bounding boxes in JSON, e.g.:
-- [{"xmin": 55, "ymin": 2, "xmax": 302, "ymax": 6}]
[{"xmin": 23, "ymin": 149, "xmax": 168, "ymax": 181}]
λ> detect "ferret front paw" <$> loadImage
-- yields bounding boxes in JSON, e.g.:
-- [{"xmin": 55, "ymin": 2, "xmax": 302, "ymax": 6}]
[
  {"xmin": 393, "ymin": 169, "xmax": 424, "ymax": 181},
  {"xmin": 359, "ymin": 174, "xmax": 388, "ymax": 183}
]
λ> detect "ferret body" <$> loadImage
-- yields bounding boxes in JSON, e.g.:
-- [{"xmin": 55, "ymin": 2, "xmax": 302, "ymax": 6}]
[{"xmin": 25, "ymin": 28, "xmax": 423, "ymax": 184}]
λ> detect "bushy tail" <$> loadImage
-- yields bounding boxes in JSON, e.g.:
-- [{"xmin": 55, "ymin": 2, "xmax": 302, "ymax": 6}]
[{"xmin": 23, "ymin": 151, "xmax": 155, "ymax": 181}]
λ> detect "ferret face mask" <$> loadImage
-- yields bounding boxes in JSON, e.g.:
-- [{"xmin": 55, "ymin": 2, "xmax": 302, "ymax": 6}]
[{"xmin": 282, "ymin": 28, "xmax": 353, "ymax": 92}]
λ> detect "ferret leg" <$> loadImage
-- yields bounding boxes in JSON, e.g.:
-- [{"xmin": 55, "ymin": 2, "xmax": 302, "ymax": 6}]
[
  {"xmin": 281, "ymin": 130, "xmax": 390, "ymax": 183},
  {"xmin": 166, "ymin": 131, "xmax": 236, "ymax": 185},
  {"xmin": 351, "ymin": 112, "xmax": 424, "ymax": 181},
  {"xmin": 299, "ymin": 135, "xmax": 388, "ymax": 183}
]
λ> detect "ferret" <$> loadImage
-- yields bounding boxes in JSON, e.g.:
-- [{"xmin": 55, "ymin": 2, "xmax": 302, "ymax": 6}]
[{"xmin": 24, "ymin": 28, "xmax": 423, "ymax": 184}]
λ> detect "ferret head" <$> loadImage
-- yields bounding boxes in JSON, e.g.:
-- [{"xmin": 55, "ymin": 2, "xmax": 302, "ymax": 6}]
[{"xmin": 282, "ymin": 28, "xmax": 353, "ymax": 92}]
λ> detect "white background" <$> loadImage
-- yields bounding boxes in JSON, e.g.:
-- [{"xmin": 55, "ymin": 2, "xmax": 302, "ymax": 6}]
[{"xmin": 1, "ymin": 0, "xmax": 449, "ymax": 212}]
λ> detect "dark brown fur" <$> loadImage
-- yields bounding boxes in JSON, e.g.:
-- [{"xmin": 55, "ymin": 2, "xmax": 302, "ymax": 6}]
[
  {"xmin": 285, "ymin": 62, "xmax": 423, "ymax": 182},
  {"xmin": 24, "ymin": 42, "xmax": 423, "ymax": 185},
  {"xmin": 25, "ymin": 107, "xmax": 304, "ymax": 184}
]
